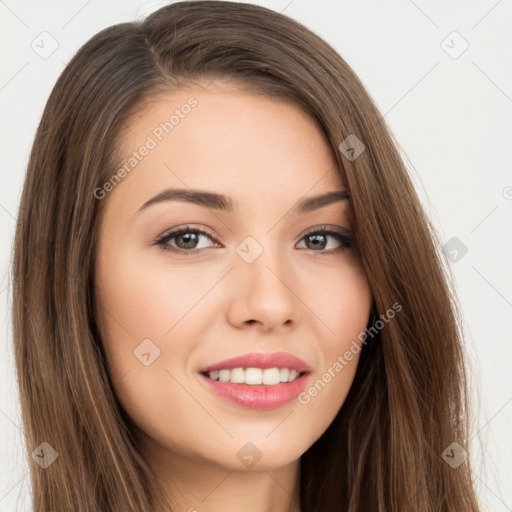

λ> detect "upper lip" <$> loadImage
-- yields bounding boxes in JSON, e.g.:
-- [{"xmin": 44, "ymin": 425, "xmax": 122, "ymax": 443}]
[{"xmin": 199, "ymin": 351, "xmax": 312, "ymax": 374}]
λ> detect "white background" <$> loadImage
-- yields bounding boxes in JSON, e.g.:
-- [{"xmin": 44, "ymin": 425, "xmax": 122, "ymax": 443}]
[{"xmin": 1, "ymin": 0, "xmax": 511, "ymax": 510}]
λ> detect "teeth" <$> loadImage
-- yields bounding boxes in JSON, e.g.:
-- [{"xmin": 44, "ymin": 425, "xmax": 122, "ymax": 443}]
[
  {"xmin": 219, "ymin": 369, "xmax": 230, "ymax": 382},
  {"xmin": 230, "ymin": 367, "xmax": 245, "ymax": 384},
  {"xmin": 206, "ymin": 367, "xmax": 303, "ymax": 385},
  {"xmin": 262, "ymin": 368, "xmax": 280, "ymax": 385},
  {"xmin": 245, "ymin": 367, "xmax": 263, "ymax": 385}
]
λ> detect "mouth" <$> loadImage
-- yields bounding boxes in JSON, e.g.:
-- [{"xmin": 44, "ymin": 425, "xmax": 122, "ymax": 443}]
[
  {"xmin": 197, "ymin": 352, "xmax": 312, "ymax": 410},
  {"xmin": 198, "ymin": 370, "xmax": 310, "ymax": 410}
]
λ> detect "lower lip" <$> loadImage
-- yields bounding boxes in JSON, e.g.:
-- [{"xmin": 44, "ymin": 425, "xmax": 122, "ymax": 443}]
[{"xmin": 199, "ymin": 373, "xmax": 309, "ymax": 410}]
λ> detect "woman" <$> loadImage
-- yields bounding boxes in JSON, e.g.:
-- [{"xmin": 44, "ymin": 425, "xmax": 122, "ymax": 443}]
[{"xmin": 12, "ymin": 1, "xmax": 481, "ymax": 511}]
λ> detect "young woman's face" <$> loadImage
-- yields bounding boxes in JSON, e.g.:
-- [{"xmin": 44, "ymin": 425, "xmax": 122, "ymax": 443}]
[{"xmin": 94, "ymin": 81, "xmax": 372, "ymax": 473}]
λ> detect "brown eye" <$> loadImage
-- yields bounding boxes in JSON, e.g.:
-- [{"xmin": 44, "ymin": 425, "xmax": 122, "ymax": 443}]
[
  {"xmin": 155, "ymin": 227, "xmax": 218, "ymax": 254},
  {"xmin": 298, "ymin": 228, "xmax": 353, "ymax": 253},
  {"xmin": 173, "ymin": 231, "xmax": 201, "ymax": 249}
]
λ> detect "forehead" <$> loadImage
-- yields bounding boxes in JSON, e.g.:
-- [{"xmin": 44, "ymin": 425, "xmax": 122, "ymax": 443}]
[{"xmin": 105, "ymin": 83, "xmax": 344, "ymax": 217}]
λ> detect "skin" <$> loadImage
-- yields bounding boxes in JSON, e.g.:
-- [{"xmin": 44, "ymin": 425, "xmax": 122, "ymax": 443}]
[{"xmin": 94, "ymin": 80, "xmax": 373, "ymax": 512}]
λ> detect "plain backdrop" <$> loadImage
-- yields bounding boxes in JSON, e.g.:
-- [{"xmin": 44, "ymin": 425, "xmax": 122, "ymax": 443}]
[{"xmin": 1, "ymin": 0, "xmax": 511, "ymax": 510}]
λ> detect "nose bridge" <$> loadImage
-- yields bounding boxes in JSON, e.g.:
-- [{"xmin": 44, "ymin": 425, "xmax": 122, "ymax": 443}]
[
  {"xmin": 236, "ymin": 233, "xmax": 289, "ymax": 288},
  {"xmin": 228, "ymin": 234, "xmax": 298, "ymax": 329}
]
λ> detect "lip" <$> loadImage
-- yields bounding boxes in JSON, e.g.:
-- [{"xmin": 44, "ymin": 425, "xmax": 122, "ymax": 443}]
[
  {"xmin": 199, "ymin": 372, "xmax": 310, "ymax": 410},
  {"xmin": 198, "ymin": 351, "xmax": 312, "ymax": 373}
]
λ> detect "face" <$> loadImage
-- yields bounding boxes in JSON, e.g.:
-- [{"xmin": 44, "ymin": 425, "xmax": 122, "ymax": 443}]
[{"xmin": 94, "ymin": 80, "xmax": 372, "ymax": 475}]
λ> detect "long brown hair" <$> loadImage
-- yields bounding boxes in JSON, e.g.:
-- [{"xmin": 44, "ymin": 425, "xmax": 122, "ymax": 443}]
[{"xmin": 12, "ymin": 1, "xmax": 480, "ymax": 510}]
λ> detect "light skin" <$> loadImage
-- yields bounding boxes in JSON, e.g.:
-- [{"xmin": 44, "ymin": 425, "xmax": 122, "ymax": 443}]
[{"xmin": 94, "ymin": 80, "xmax": 373, "ymax": 512}]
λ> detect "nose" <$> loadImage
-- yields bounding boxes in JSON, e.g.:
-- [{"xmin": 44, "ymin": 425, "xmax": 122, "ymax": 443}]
[{"xmin": 226, "ymin": 246, "xmax": 299, "ymax": 332}]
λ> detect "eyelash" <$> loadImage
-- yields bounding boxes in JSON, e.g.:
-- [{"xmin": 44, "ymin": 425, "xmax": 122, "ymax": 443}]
[{"xmin": 152, "ymin": 224, "xmax": 354, "ymax": 256}]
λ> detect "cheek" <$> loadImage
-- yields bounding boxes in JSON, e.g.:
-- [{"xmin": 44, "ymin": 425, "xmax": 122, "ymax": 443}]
[
  {"xmin": 94, "ymin": 247, "xmax": 206, "ymax": 433},
  {"xmin": 305, "ymin": 255, "xmax": 372, "ymax": 342},
  {"xmin": 323, "ymin": 275, "xmax": 371, "ymax": 334},
  {"xmin": 302, "ymin": 268, "xmax": 372, "ymax": 437},
  {"xmin": 95, "ymin": 244, "xmax": 211, "ymax": 345},
  {"xmin": 94, "ymin": 244, "xmax": 180, "ymax": 380}
]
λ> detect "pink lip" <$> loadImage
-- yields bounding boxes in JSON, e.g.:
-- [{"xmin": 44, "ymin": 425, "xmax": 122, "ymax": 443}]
[
  {"xmin": 199, "ymin": 351, "xmax": 312, "ymax": 373},
  {"xmin": 199, "ymin": 373, "xmax": 310, "ymax": 410}
]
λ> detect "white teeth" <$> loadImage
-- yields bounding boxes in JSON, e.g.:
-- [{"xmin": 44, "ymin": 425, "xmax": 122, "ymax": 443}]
[
  {"xmin": 262, "ymin": 368, "xmax": 280, "ymax": 385},
  {"xmin": 230, "ymin": 367, "xmax": 245, "ymax": 384},
  {"xmin": 219, "ymin": 369, "xmax": 230, "ymax": 382},
  {"xmin": 288, "ymin": 369, "xmax": 298, "ymax": 382},
  {"xmin": 205, "ymin": 367, "xmax": 303, "ymax": 385},
  {"xmin": 245, "ymin": 367, "xmax": 263, "ymax": 385}
]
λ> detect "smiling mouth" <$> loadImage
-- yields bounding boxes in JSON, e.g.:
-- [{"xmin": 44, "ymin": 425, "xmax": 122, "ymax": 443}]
[
  {"xmin": 199, "ymin": 368, "xmax": 310, "ymax": 410},
  {"xmin": 201, "ymin": 367, "xmax": 308, "ymax": 386}
]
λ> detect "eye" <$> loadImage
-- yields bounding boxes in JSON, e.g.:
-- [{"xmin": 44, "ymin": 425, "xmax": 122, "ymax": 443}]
[
  {"xmin": 153, "ymin": 225, "xmax": 354, "ymax": 255},
  {"xmin": 153, "ymin": 226, "xmax": 219, "ymax": 254},
  {"xmin": 297, "ymin": 226, "xmax": 353, "ymax": 254}
]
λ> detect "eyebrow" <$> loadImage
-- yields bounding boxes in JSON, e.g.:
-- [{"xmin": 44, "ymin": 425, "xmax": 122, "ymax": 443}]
[{"xmin": 135, "ymin": 188, "xmax": 349, "ymax": 215}]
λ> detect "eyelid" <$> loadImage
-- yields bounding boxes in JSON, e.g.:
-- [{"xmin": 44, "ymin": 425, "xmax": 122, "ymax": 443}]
[
  {"xmin": 156, "ymin": 224, "xmax": 217, "ymax": 242},
  {"xmin": 299, "ymin": 224, "xmax": 352, "ymax": 239}
]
